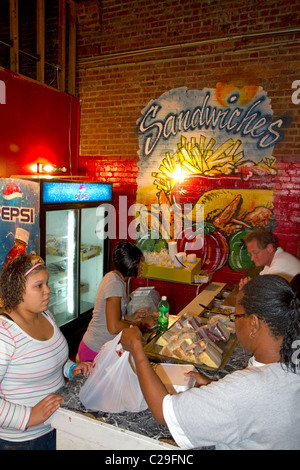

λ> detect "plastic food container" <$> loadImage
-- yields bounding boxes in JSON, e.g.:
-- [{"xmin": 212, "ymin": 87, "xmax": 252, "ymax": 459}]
[{"xmin": 153, "ymin": 363, "xmax": 196, "ymax": 393}]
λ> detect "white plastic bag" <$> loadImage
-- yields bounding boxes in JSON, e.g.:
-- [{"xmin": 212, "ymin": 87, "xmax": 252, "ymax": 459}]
[
  {"xmin": 127, "ymin": 286, "xmax": 160, "ymax": 316},
  {"xmin": 79, "ymin": 332, "xmax": 148, "ymax": 413}
]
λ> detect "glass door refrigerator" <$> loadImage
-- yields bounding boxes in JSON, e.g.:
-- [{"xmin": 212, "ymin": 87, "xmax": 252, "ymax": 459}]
[{"xmin": 39, "ymin": 180, "xmax": 113, "ymax": 351}]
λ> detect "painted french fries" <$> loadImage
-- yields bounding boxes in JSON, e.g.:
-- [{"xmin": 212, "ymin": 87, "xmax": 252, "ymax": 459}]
[{"xmin": 151, "ymin": 134, "xmax": 277, "ymax": 200}]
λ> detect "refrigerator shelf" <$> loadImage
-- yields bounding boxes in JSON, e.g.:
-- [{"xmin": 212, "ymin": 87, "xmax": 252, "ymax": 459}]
[
  {"xmin": 80, "ymin": 244, "xmax": 101, "ymax": 261},
  {"xmin": 46, "ymin": 255, "xmax": 68, "ymax": 264},
  {"xmin": 48, "ymin": 275, "xmax": 68, "ymax": 286}
]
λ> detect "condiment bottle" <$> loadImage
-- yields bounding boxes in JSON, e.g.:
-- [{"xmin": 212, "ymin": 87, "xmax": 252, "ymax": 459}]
[{"xmin": 3, "ymin": 228, "xmax": 29, "ymax": 267}]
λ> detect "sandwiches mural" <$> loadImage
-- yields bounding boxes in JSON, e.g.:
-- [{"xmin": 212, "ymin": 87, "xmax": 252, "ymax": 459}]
[{"xmin": 135, "ymin": 82, "xmax": 289, "ymax": 274}]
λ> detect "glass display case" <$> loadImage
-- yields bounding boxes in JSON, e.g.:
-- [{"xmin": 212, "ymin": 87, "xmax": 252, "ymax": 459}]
[
  {"xmin": 79, "ymin": 206, "xmax": 106, "ymax": 315},
  {"xmin": 40, "ymin": 180, "xmax": 112, "ymax": 328},
  {"xmin": 0, "ymin": 177, "xmax": 112, "ymax": 353}
]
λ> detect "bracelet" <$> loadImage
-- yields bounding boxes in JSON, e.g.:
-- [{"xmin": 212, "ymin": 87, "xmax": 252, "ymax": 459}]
[{"xmin": 68, "ymin": 363, "xmax": 77, "ymax": 381}]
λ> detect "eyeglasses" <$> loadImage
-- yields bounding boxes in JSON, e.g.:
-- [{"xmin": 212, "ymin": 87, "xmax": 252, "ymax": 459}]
[
  {"xmin": 247, "ymin": 249, "xmax": 263, "ymax": 258},
  {"xmin": 228, "ymin": 313, "xmax": 248, "ymax": 322}
]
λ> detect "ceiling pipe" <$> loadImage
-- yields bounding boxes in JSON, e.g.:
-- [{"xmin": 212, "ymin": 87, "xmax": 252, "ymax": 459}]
[{"xmin": 78, "ymin": 27, "xmax": 300, "ymax": 68}]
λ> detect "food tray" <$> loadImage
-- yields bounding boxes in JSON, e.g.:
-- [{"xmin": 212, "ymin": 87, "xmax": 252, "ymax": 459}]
[
  {"xmin": 144, "ymin": 317, "xmax": 237, "ymax": 371},
  {"xmin": 141, "ymin": 258, "xmax": 202, "ymax": 284}
]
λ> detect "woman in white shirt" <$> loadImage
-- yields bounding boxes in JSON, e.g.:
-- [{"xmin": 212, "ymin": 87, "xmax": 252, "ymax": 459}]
[
  {"xmin": 121, "ymin": 274, "xmax": 300, "ymax": 450},
  {"xmin": 78, "ymin": 241, "xmax": 155, "ymax": 362}
]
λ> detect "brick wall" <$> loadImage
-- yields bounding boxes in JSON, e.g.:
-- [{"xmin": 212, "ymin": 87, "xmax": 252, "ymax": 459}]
[{"xmin": 76, "ymin": 0, "xmax": 300, "ymax": 310}]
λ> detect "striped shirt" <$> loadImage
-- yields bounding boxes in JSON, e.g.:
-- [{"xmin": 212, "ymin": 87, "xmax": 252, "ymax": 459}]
[{"xmin": 0, "ymin": 310, "xmax": 74, "ymax": 442}]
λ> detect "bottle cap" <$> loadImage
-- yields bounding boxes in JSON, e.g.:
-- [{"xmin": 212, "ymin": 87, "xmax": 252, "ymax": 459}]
[
  {"xmin": 15, "ymin": 227, "xmax": 29, "ymax": 245},
  {"xmin": 161, "ymin": 296, "xmax": 167, "ymax": 300}
]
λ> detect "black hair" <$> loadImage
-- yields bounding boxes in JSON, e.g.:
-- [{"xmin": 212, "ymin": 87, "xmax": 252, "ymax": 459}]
[
  {"xmin": 112, "ymin": 241, "xmax": 143, "ymax": 278},
  {"xmin": 239, "ymin": 274, "xmax": 300, "ymax": 373},
  {"xmin": 291, "ymin": 273, "xmax": 300, "ymax": 293}
]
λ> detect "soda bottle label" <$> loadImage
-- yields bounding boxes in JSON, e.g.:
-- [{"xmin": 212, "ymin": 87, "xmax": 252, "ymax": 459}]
[
  {"xmin": 158, "ymin": 306, "xmax": 169, "ymax": 330},
  {"xmin": 158, "ymin": 307, "xmax": 169, "ymax": 321},
  {"xmin": 3, "ymin": 242, "xmax": 27, "ymax": 268},
  {"xmin": 2, "ymin": 228, "xmax": 29, "ymax": 269}
]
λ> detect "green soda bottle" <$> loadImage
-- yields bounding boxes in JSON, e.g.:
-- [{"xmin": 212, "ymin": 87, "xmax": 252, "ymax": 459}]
[{"xmin": 158, "ymin": 296, "xmax": 169, "ymax": 331}]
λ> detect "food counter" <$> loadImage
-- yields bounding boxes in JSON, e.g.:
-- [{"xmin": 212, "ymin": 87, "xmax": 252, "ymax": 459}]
[
  {"xmin": 144, "ymin": 282, "xmax": 237, "ymax": 370},
  {"xmin": 51, "ymin": 282, "xmax": 250, "ymax": 450}
]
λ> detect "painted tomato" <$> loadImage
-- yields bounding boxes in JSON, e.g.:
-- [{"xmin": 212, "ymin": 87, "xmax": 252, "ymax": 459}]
[{"xmin": 177, "ymin": 223, "xmax": 229, "ymax": 273}]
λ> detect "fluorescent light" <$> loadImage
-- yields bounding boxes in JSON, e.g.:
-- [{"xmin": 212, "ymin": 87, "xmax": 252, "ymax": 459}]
[{"xmin": 67, "ymin": 210, "xmax": 75, "ymax": 314}]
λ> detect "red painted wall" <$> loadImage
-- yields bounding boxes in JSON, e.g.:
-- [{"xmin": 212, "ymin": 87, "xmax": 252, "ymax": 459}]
[
  {"xmin": 80, "ymin": 157, "xmax": 300, "ymax": 314},
  {"xmin": 76, "ymin": 0, "xmax": 300, "ymax": 313},
  {"xmin": 0, "ymin": 69, "xmax": 80, "ymax": 178}
]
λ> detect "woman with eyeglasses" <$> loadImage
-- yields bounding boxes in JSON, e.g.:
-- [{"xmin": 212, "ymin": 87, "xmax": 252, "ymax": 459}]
[{"xmin": 120, "ymin": 274, "xmax": 300, "ymax": 450}]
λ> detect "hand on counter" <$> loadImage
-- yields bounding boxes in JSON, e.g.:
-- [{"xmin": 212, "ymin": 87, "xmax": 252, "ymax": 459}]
[
  {"xmin": 27, "ymin": 393, "xmax": 65, "ymax": 428},
  {"xmin": 138, "ymin": 314, "xmax": 157, "ymax": 330},
  {"xmin": 125, "ymin": 309, "xmax": 157, "ymax": 330},
  {"xmin": 29, "ymin": 362, "xmax": 92, "ymax": 428},
  {"xmin": 126, "ymin": 308, "xmax": 148, "ymax": 321},
  {"xmin": 124, "ymin": 314, "xmax": 156, "ymax": 330},
  {"xmin": 71, "ymin": 361, "xmax": 92, "ymax": 377},
  {"xmin": 185, "ymin": 371, "xmax": 213, "ymax": 387}
]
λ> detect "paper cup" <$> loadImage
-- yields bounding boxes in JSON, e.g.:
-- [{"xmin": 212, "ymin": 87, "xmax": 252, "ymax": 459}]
[
  {"xmin": 168, "ymin": 241, "xmax": 178, "ymax": 261},
  {"xmin": 187, "ymin": 253, "xmax": 197, "ymax": 263},
  {"xmin": 174, "ymin": 253, "xmax": 184, "ymax": 268}
]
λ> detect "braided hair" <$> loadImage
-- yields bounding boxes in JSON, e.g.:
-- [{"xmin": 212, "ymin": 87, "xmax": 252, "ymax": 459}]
[{"xmin": 239, "ymin": 274, "xmax": 300, "ymax": 373}]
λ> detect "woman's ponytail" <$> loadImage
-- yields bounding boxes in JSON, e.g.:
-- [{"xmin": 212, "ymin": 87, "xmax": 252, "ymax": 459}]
[
  {"xmin": 241, "ymin": 275, "xmax": 300, "ymax": 373},
  {"xmin": 281, "ymin": 289, "xmax": 300, "ymax": 373}
]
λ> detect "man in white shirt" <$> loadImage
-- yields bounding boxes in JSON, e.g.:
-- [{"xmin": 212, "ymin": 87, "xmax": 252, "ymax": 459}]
[{"xmin": 242, "ymin": 228, "xmax": 300, "ymax": 283}]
